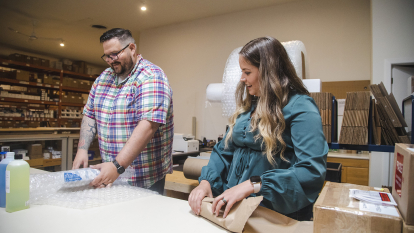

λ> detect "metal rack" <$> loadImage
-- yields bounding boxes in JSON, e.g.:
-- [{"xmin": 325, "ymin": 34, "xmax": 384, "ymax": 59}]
[{"xmin": 328, "ymin": 95, "xmax": 396, "ymax": 153}]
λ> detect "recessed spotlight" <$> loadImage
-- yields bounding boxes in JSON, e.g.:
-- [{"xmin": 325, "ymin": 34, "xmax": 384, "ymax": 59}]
[
  {"xmin": 60, "ymin": 42, "xmax": 65, "ymax": 47},
  {"xmin": 141, "ymin": 6, "xmax": 147, "ymax": 11}
]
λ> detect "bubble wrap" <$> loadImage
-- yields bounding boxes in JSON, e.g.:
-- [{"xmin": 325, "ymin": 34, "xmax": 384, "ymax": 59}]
[
  {"xmin": 216, "ymin": 41, "xmax": 308, "ymax": 117},
  {"xmin": 30, "ymin": 168, "xmax": 157, "ymax": 209},
  {"xmin": 281, "ymin": 40, "xmax": 308, "ymax": 80},
  {"xmin": 222, "ymin": 47, "xmax": 242, "ymax": 117}
]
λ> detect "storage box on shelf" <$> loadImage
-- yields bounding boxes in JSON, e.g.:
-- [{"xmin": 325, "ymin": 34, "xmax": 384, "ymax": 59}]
[{"xmin": 0, "ymin": 56, "xmax": 97, "ymax": 128}]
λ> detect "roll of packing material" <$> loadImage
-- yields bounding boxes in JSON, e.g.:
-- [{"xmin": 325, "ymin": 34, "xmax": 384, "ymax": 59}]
[
  {"xmin": 303, "ymin": 79, "xmax": 321, "ymax": 92},
  {"xmin": 183, "ymin": 156, "xmax": 210, "ymax": 180},
  {"xmin": 217, "ymin": 40, "xmax": 311, "ymax": 117},
  {"xmin": 206, "ymin": 83, "xmax": 224, "ymax": 102},
  {"xmin": 281, "ymin": 40, "xmax": 309, "ymax": 80}
]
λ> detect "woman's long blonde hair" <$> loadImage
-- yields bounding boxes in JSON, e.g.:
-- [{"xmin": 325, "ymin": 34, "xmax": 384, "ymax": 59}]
[{"xmin": 225, "ymin": 37, "xmax": 309, "ymax": 165}]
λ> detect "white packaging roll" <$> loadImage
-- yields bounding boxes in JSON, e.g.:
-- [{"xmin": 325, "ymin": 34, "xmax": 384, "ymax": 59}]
[
  {"xmin": 206, "ymin": 83, "xmax": 224, "ymax": 102},
  {"xmin": 281, "ymin": 40, "xmax": 309, "ymax": 80},
  {"xmin": 303, "ymin": 79, "xmax": 321, "ymax": 93}
]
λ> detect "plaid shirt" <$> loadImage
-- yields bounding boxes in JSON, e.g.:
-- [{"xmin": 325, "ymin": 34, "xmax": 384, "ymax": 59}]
[{"xmin": 83, "ymin": 55, "xmax": 174, "ymax": 188}]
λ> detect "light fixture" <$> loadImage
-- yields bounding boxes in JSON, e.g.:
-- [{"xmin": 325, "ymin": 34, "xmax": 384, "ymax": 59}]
[
  {"xmin": 60, "ymin": 40, "xmax": 65, "ymax": 47},
  {"xmin": 141, "ymin": 6, "xmax": 147, "ymax": 11}
]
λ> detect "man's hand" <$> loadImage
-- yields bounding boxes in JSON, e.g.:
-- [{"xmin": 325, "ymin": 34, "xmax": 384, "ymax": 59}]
[
  {"xmin": 188, "ymin": 180, "xmax": 213, "ymax": 215},
  {"xmin": 89, "ymin": 162, "xmax": 120, "ymax": 188},
  {"xmin": 211, "ymin": 180, "xmax": 254, "ymax": 218},
  {"xmin": 72, "ymin": 149, "xmax": 89, "ymax": 169}
]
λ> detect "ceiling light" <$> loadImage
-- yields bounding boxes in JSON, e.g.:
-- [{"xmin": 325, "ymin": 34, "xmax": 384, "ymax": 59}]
[
  {"xmin": 60, "ymin": 41, "xmax": 65, "ymax": 47},
  {"xmin": 141, "ymin": 6, "xmax": 147, "ymax": 11}
]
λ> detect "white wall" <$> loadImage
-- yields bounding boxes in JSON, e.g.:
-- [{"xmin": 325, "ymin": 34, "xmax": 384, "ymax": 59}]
[
  {"xmin": 370, "ymin": 0, "xmax": 414, "ymax": 187},
  {"xmin": 139, "ymin": 0, "xmax": 371, "ymax": 139}
]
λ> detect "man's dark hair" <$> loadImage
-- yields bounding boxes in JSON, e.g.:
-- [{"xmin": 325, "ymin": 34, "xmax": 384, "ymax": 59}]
[{"xmin": 100, "ymin": 28, "xmax": 135, "ymax": 45}]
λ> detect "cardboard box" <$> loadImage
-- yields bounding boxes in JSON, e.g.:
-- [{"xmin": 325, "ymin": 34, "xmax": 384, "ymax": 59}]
[
  {"xmin": 43, "ymin": 76, "xmax": 52, "ymax": 85},
  {"xmin": 73, "ymin": 61, "xmax": 86, "ymax": 74},
  {"xmin": 27, "ymin": 158, "xmax": 43, "ymax": 167},
  {"xmin": 41, "ymin": 59, "xmax": 50, "ymax": 67},
  {"xmin": 32, "ymin": 57, "xmax": 42, "ymax": 66},
  {"xmin": 62, "ymin": 64, "xmax": 72, "ymax": 71},
  {"xmin": 10, "ymin": 70, "xmax": 30, "ymax": 81},
  {"xmin": 8, "ymin": 53, "xmax": 24, "ymax": 62},
  {"xmin": 314, "ymin": 182, "xmax": 402, "ymax": 233},
  {"xmin": 393, "ymin": 144, "xmax": 414, "ymax": 225},
  {"xmin": 24, "ymin": 55, "xmax": 32, "ymax": 64},
  {"xmin": 28, "ymin": 144, "xmax": 43, "ymax": 159},
  {"xmin": 63, "ymin": 77, "xmax": 73, "ymax": 87},
  {"xmin": 403, "ymin": 219, "xmax": 414, "ymax": 233}
]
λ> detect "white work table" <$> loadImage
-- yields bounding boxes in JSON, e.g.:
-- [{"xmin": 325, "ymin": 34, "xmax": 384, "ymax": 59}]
[{"xmin": 0, "ymin": 169, "xmax": 229, "ymax": 233}]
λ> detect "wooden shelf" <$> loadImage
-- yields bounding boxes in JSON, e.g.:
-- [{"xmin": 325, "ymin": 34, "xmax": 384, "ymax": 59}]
[
  {"xmin": 60, "ymin": 118, "xmax": 82, "ymax": 121},
  {"xmin": 61, "ymin": 102, "xmax": 85, "ymax": 107},
  {"xmin": 62, "ymin": 70, "xmax": 97, "ymax": 81},
  {"xmin": 0, "ymin": 58, "xmax": 61, "ymax": 74},
  {"xmin": 62, "ymin": 86, "xmax": 90, "ymax": 93},
  {"xmin": 0, "ymin": 57, "xmax": 95, "ymax": 130},
  {"xmin": 0, "ymin": 117, "xmax": 58, "ymax": 121},
  {"xmin": 0, "ymin": 78, "xmax": 60, "ymax": 90},
  {"xmin": 0, "ymin": 97, "xmax": 58, "ymax": 105}
]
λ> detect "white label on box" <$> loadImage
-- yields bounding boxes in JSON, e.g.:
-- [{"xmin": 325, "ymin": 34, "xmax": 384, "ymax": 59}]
[
  {"xmin": 6, "ymin": 170, "xmax": 10, "ymax": 193},
  {"xmin": 359, "ymin": 202, "xmax": 399, "ymax": 217}
]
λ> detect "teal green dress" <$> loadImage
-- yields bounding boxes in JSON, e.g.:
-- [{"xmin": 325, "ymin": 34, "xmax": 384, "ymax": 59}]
[{"xmin": 199, "ymin": 92, "xmax": 328, "ymax": 216}]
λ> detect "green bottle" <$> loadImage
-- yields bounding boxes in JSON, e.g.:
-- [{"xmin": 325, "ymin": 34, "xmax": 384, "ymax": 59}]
[{"xmin": 5, "ymin": 159, "xmax": 30, "ymax": 213}]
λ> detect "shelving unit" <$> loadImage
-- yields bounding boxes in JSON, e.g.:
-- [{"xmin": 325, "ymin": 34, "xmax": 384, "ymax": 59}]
[
  {"xmin": 0, "ymin": 58, "xmax": 97, "ymax": 128},
  {"xmin": 327, "ymin": 95, "xmax": 396, "ymax": 153},
  {"xmin": 0, "ymin": 134, "xmax": 68, "ymax": 170}
]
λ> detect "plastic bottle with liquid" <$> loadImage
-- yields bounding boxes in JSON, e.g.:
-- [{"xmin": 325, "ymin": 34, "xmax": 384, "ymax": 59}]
[
  {"xmin": 0, "ymin": 152, "xmax": 15, "ymax": 208},
  {"xmin": 5, "ymin": 157, "xmax": 30, "ymax": 213}
]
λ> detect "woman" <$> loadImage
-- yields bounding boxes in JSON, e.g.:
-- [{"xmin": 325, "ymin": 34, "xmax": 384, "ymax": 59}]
[{"xmin": 188, "ymin": 37, "xmax": 328, "ymax": 221}]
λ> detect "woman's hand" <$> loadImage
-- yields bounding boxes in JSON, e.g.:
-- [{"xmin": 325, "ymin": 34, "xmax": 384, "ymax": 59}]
[
  {"xmin": 211, "ymin": 180, "xmax": 254, "ymax": 218},
  {"xmin": 188, "ymin": 180, "xmax": 213, "ymax": 215}
]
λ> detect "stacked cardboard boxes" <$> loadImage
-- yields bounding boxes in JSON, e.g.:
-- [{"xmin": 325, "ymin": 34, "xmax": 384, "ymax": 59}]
[{"xmin": 393, "ymin": 144, "xmax": 414, "ymax": 233}]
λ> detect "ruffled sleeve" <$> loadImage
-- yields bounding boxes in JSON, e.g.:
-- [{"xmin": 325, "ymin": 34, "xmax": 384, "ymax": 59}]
[
  {"xmin": 258, "ymin": 95, "xmax": 328, "ymax": 214},
  {"xmin": 198, "ymin": 131, "xmax": 236, "ymax": 196}
]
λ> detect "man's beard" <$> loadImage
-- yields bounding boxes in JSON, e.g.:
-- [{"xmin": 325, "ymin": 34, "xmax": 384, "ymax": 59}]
[{"xmin": 112, "ymin": 57, "xmax": 133, "ymax": 76}]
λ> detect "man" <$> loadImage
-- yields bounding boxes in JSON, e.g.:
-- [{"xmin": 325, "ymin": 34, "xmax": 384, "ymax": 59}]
[{"xmin": 72, "ymin": 28, "xmax": 174, "ymax": 194}]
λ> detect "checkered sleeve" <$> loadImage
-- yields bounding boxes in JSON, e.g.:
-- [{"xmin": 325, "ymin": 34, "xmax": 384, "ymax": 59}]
[
  {"xmin": 82, "ymin": 79, "xmax": 97, "ymax": 120},
  {"xmin": 136, "ymin": 71, "xmax": 171, "ymax": 125}
]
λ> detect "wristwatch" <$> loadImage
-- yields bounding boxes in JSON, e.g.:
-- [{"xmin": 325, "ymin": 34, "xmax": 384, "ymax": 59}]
[
  {"xmin": 250, "ymin": 176, "xmax": 262, "ymax": 193},
  {"xmin": 113, "ymin": 160, "xmax": 125, "ymax": 174}
]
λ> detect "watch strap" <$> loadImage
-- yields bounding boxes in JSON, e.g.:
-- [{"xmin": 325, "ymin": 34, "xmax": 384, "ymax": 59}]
[{"xmin": 113, "ymin": 160, "xmax": 125, "ymax": 174}]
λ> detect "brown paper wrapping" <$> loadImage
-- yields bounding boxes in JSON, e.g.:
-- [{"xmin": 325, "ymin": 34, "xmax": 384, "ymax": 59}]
[
  {"xmin": 183, "ymin": 157, "xmax": 209, "ymax": 180},
  {"xmin": 200, "ymin": 196, "xmax": 313, "ymax": 233},
  {"xmin": 244, "ymin": 206, "xmax": 313, "ymax": 233},
  {"xmin": 200, "ymin": 196, "xmax": 263, "ymax": 232}
]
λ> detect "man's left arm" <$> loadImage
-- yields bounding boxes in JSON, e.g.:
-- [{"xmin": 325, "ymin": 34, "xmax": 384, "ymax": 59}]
[{"xmin": 90, "ymin": 120, "xmax": 160, "ymax": 188}]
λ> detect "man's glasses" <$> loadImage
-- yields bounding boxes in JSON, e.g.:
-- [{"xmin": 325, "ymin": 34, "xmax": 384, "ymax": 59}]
[{"xmin": 101, "ymin": 44, "xmax": 130, "ymax": 62}]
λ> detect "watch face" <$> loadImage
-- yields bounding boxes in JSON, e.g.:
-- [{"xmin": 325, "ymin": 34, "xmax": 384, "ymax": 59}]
[{"xmin": 250, "ymin": 176, "xmax": 261, "ymax": 183}]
